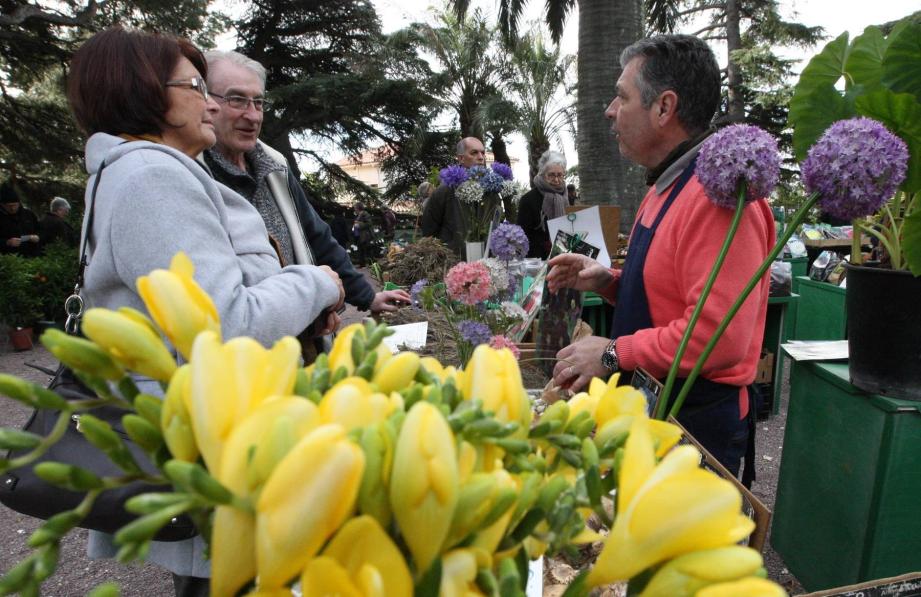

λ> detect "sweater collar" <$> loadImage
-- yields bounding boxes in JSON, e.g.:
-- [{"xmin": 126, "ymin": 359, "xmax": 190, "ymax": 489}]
[{"xmin": 648, "ymin": 128, "xmax": 714, "ymax": 195}]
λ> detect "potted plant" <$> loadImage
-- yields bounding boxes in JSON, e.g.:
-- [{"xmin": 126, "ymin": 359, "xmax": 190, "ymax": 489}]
[
  {"xmin": 788, "ymin": 22, "xmax": 921, "ymax": 399},
  {"xmin": 0, "ymin": 254, "xmax": 44, "ymax": 350}
]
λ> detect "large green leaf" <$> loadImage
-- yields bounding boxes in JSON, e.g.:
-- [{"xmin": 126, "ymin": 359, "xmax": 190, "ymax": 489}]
[
  {"xmin": 855, "ymin": 90, "xmax": 921, "ymax": 193},
  {"xmin": 789, "ymin": 84, "xmax": 852, "ymax": 160},
  {"xmin": 845, "ymin": 27, "xmax": 886, "ymax": 90},
  {"xmin": 903, "ymin": 204, "xmax": 921, "ymax": 276},
  {"xmin": 882, "ymin": 23, "xmax": 921, "ymax": 105}
]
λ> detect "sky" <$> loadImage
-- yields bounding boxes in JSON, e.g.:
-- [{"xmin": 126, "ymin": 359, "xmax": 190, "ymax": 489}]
[{"xmin": 219, "ymin": 0, "xmax": 919, "ymax": 180}]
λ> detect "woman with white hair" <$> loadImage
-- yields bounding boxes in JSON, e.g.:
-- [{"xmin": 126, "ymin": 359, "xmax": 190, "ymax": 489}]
[{"xmin": 516, "ymin": 149, "xmax": 567, "ymax": 258}]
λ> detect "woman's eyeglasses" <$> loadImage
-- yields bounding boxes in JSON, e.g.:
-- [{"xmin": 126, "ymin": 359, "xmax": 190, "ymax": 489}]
[
  {"xmin": 545, "ymin": 172, "xmax": 565, "ymax": 180},
  {"xmin": 209, "ymin": 93, "xmax": 272, "ymax": 112},
  {"xmin": 165, "ymin": 76, "xmax": 209, "ymax": 101}
]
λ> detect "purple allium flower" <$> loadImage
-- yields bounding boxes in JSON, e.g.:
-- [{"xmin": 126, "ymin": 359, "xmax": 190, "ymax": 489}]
[
  {"xmin": 457, "ymin": 319, "xmax": 491, "ymax": 346},
  {"xmin": 491, "ymin": 162, "xmax": 514, "ymax": 180},
  {"xmin": 696, "ymin": 124, "xmax": 780, "ymax": 209},
  {"xmin": 480, "ymin": 171, "xmax": 505, "ymax": 193},
  {"xmin": 410, "ymin": 278, "xmax": 428, "ymax": 308},
  {"xmin": 802, "ymin": 117, "xmax": 909, "ymax": 220},
  {"xmin": 440, "ymin": 165, "xmax": 469, "ymax": 188},
  {"xmin": 489, "ymin": 221, "xmax": 529, "ymax": 260}
]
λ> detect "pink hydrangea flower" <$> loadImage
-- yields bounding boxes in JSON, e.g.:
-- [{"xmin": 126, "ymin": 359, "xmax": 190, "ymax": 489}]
[
  {"xmin": 489, "ymin": 335, "xmax": 521, "ymax": 359},
  {"xmin": 445, "ymin": 261, "xmax": 491, "ymax": 305}
]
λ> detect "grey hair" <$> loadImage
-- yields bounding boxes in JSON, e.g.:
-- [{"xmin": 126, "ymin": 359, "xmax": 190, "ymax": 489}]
[
  {"xmin": 455, "ymin": 139, "xmax": 467, "ymax": 156},
  {"xmin": 417, "ymin": 181, "xmax": 433, "ymax": 199},
  {"xmin": 537, "ymin": 150, "xmax": 567, "ymax": 176},
  {"xmin": 50, "ymin": 197, "xmax": 70, "ymax": 212},
  {"xmin": 203, "ymin": 50, "xmax": 267, "ymax": 88},
  {"xmin": 619, "ymin": 35, "xmax": 720, "ymax": 135}
]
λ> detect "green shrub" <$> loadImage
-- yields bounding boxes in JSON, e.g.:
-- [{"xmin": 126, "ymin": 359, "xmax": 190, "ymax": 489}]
[{"xmin": 0, "ymin": 245, "xmax": 78, "ymax": 328}]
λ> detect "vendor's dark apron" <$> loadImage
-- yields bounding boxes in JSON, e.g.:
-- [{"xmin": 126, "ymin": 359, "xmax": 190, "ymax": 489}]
[{"xmin": 611, "ymin": 157, "xmax": 756, "ymax": 486}]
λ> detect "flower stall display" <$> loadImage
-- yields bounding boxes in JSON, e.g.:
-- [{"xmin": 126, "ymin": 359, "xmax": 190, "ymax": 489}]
[{"xmin": 0, "ymin": 253, "xmax": 787, "ymax": 597}]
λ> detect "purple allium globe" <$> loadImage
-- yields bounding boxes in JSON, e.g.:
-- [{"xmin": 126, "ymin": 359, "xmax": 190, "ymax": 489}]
[
  {"xmin": 801, "ymin": 117, "xmax": 909, "ymax": 220},
  {"xmin": 491, "ymin": 162, "xmax": 514, "ymax": 181},
  {"xmin": 489, "ymin": 221, "xmax": 529, "ymax": 260},
  {"xmin": 440, "ymin": 165, "xmax": 469, "ymax": 188},
  {"xmin": 480, "ymin": 171, "xmax": 505, "ymax": 193},
  {"xmin": 457, "ymin": 319, "xmax": 492, "ymax": 347},
  {"xmin": 696, "ymin": 124, "xmax": 780, "ymax": 209}
]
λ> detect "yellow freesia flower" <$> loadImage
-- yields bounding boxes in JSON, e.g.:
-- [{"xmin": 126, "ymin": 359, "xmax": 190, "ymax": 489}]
[
  {"xmin": 161, "ymin": 365, "xmax": 198, "ymax": 462},
  {"xmin": 256, "ymin": 424, "xmax": 364, "ymax": 589},
  {"xmin": 373, "ymin": 351, "xmax": 420, "ymax": 394},
  {"xmin": 136, "ymin": 251, "xmax": 221, "ymax": 360},
  {"xmin": 390, "ymin": 401, "xmax": 459, "ymax": 574},
  {"xmin": 460, "ymin": 345, "xmax": 531, "ymax": 435},
  {"xmin": 212, "ymin": 505, "xmax": 257, "ymax": 597},
  {"xmin": 696, "ymin": 577, "xmax": 787, "ymax": 597},
  {"xmin": 327, "ymin": 323, "xmax": 391, "ymax": 376},
  {"xmin": 640, "ymin": 546, "xmax": 765, "ymax": 597},
  {"xmin": 567, "ymin": 391, "xmax": 600, "ymax": 422},
  {"xmin": 41, "ymin": 328, "xmax": 124, "ymax": 381},
  {"xmin": 440, "ymin": 549, "xmax": 489, "ymax": 597},
  {"xmin": 356, "ymin": 423, "xmax": 395, "ymax": 527},
  {"xmin": 318, "ymin": 378, "xmax": 396, "ymax": 431},
  {"xmin": 188, "ymin": 331, "xmax": 300, "ymax": 473},
  {"xmin": 302, "ymin": 515, "xmax": 412, "ymax": 597},
  {"xmin": 300, "ymin": 557, "xmax": 365, "ymax": 597},
  {"xmin": 81, "ymin": 307, "xmax": 177, "ymax": 382},
  {"xmin": 594, "ymin": 415, "xmax": 683, "ymax": 459},
  {"xmin": 594, "ymin": 376, "xmax": 648, "ymax": 429},
  {"xmin": 588, "ymin": 417, "xmax": 755, "ymax": 587}
]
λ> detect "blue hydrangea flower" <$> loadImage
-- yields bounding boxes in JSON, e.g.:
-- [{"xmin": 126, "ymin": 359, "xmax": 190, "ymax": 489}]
[
  {"xmin": 802, "ymin": 117, "xmax": 908, "ymax": 220},
  {"xmin": 410, "ymin": 278, "xmax": 427, "ymax": 308},
  {"xmin": 491, "ymin": 162, "xmax": 514, "ymax": 180},
  {"xmin": 457, "ymin": 319, "xmax": 491, "ymax": 346},
  {"xmin": 480, "ymin": 171, "xmax": 505, "ymax": 193},
  {"xmin": 696, "ymin": 124, "xmax": 780, "ymax": 209},
  {"xmin": 440, "ymin": 165, "xmax": 469, "ymax": 188},
  {"xmin": 489, "ymin": 221, "xmax": 529, "ymax": 261}
]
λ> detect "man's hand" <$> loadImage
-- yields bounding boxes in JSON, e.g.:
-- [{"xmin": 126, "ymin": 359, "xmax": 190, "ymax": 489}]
[
  {"xmin": 319, "ymin": 265, "xmax": 345, "ymax": 311},
  {"xmin": 552, "ymin": 335, "xmax": 611, "ymax": 393},
  {"xmin": 370, "ymin": 289, "xmax": 411, "ymax": 314},
  {"xmin": 6, "ymin": 237, "xmax": 21, "ymax": 248},
  {"xmin": 546, "ymin": 253, "xmax": 613, "ymax": 294}
]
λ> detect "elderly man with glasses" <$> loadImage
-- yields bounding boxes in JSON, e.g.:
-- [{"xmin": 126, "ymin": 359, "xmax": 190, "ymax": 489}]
[{"xmin": 201, "ymin": 50, "xmax": 409, "ymax": 358}]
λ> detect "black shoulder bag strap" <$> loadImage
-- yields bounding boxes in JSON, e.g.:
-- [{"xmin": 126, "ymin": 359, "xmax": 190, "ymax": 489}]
[{"xmin": 64, "ymin": 161, "xmax": 106, "ymax": 335}]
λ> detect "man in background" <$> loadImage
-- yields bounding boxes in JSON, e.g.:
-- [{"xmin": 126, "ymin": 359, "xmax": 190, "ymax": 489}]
[
  {"xmin": 421, "ymin": 136, "xmax": 485, "ymax": 255},
  {"xmin": 0, "ymin": 181, "xmax": 41, "ymax": 257},
  {"xmin": 201, "ymin": 50, "xmax": 409, "ymax": 326}
]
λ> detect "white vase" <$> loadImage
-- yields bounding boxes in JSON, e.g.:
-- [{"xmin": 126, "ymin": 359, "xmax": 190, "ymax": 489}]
[{"xmin": 465, "ymin": 241, "xmax": 485, "ymax": 262}]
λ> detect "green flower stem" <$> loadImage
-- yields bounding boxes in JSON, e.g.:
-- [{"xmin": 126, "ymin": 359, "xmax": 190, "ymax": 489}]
[
  {"xmin": 655, "ymin": 188, "xmax": 747, "ymax": 420},
  {"xmin": 668, "ymin": 192, "xmax": 820, "ymax": 420},
  {"xmin": 5, "ymin": 409, "xmax": 72, "ymax": 472}
]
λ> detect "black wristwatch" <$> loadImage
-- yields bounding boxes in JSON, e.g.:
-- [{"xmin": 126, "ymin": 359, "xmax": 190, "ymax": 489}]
[{"xmin": 601, "ymin": 338, "xmax": 619, "ymax": 372}]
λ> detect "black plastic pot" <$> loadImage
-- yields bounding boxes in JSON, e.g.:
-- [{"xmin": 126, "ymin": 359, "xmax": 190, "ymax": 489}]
[{"xmin": 846, "ymin": 263, "xmax": 921, "ymax": 400}]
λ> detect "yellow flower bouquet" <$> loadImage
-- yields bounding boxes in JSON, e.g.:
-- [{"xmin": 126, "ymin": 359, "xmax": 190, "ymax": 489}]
[{"xmin": 0, "ymin": 253, "xmax": 786, "ymax": 596}]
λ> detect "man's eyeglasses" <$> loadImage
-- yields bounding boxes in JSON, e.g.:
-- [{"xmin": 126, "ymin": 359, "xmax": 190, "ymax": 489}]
[
  {"xmin": 210, "ymin": 93, "xmax": 272, "ymax": 112},
  {"xmin": 165, "ymin": 76, "xmax": 209, "ymax": 101}
]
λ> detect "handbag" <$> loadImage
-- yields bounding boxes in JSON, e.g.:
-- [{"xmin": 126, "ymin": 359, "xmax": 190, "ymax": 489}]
[{"xmin": 0, "ymin": 161, "xmax": 196, "ymax": 541}]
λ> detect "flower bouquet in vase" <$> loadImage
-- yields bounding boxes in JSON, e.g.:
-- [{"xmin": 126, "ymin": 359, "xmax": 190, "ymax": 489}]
[{"xmin": 440, "ymin": 163, "xmax": 518, "ymax": 261}]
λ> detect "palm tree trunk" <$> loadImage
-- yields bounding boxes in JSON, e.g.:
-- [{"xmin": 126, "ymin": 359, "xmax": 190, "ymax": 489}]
[
  {"xmin": 725, "ymin": 0, "xmax": 745, "ymax": 122},
  {"xmin": 577, "ymin": 0, "xmax": 647, "ymax": 233}
]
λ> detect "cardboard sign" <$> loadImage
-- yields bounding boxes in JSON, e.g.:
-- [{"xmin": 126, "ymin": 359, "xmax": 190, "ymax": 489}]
[{"xmin": 800, "ymin": 572, "xmax": 921, "ymax": 597}]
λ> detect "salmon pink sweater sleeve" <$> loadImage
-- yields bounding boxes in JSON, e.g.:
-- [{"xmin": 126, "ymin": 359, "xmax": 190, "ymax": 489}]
[{"xmin": 613, "ymin": 177, "xmax": 775, "ymax": 389}]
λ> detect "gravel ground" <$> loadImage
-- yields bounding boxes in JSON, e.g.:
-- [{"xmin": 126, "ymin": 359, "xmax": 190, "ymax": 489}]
[{"xmin": 0, "ymin": 275, "xmax": 805, "ymax": 595}]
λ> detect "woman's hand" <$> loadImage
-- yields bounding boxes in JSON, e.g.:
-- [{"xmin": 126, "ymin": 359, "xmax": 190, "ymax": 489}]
[
  {"xmin": 552, "ymin": 335, "xmax": 611, "ymax": 393},
  {"xmin": 319, "ymin": 265, "xmax": 346, "ymax": 311},
  {"xmin": 546, "ymin": 253, "xmax": 613, "ymax": 294},
  {"xmin": 315, "ymin": 309, "xmax": 341, "ymax": 336},
  {"xmin": 370, "ymin": 289, "xmax": 411, "ymax": 313}
]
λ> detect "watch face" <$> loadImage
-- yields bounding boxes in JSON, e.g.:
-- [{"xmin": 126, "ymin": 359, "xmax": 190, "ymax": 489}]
[{"xmin": 602, "ymin": 348, "xmax": 618, "ymax": 371}]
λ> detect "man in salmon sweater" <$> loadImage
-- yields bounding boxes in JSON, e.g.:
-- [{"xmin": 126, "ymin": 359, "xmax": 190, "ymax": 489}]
[{"xmin": 547, "ymin": 35, "xmax": 775, "ymax": 483}]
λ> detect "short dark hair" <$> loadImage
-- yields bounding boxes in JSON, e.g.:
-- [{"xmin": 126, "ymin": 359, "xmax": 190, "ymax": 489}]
[
  {"xmin": 0, "ymin": 181, "xmax": 19, "ymax": 204},
  {"xmin": 67, "ymin": 26, "xmax": 208, "ymax": 136},
  {"xmin": 620, "ymin": 35, "xmax": 720, "ymax": 135}
]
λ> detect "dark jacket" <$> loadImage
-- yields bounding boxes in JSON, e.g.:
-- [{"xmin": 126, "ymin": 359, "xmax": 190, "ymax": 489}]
[
  {"xmin": 205, "ymin": 149, "xmax": 375, "ymax": 311},
  {"xmin": 421, "ymin": 184, "xmax": 466, "ymax": 255},
  {"xmin": 516, "ymin": 188, "xmax": 550, "ymax": 259},
  {"xmin": 39, "ymin": 213, "xmax": 76, "ymax": 248},
  {"xmin": 0, "ymin": 206, "xmax": 41, "ymax": 257}
]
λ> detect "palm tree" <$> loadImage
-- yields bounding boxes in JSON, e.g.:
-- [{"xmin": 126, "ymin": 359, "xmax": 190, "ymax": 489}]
[
  {"xmin": 450, "ymin": 0, "xmax": 648, "ymax": 231},
  {"xmin": 497, "ymin": 30, "xmax": 575, "ymax": 180}
]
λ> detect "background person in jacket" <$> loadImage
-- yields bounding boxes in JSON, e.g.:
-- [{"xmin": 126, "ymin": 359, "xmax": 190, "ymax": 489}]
[
  {"xmin": 516, "ymin": 149, "xmax": 568, "ymax": 259},
  {"xmin": 67, "ymin": 26, "xmax": 345, "ymax": 595},
  {"xmin": 39, "ymin": 196, "xmax": 77, "ymax": 248},
  {"xmin": 0, "ymin": 181, "xmax": 41, "ymax": 257},
  {"xmin": 201, "ymin": 50, "xmax": 409, "ymax": 319},
  {"xmin": 420, "ymin": 136, "xmax": 485, "ymax": 255}
]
